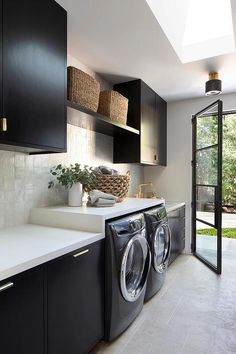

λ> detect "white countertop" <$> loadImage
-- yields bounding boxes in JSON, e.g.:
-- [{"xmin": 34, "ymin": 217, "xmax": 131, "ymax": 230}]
[
  {"xmin": 165, "ymin": 201, "xmax": 186, "ymax": 213},
  {"xmin": 0, "ymin": 199, "xmax": 185, "ymax": 282},
  {"xmin": 30, "ymin": 198, "xmax": 165, "ymax": 233},
  {"xmin": 0, "ymin": 224, "xmax": 103, "ymax": 282}
]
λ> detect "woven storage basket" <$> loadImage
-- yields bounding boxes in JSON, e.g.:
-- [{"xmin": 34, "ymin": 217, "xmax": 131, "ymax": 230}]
[
  {"xmin": 67, "ymin": 66, "xmax": 100, "ymax": 112},
  {"xmin": 95, "ymin": 173, "xmax": 130, "ymax": 202},
  {"xmin": 98, "ymin": 90, "xmax": 128, "ymax": 124}
]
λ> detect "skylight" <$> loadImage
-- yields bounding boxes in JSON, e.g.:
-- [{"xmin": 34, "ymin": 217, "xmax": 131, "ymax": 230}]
[{"xmin": 146, "ymin": 0, "xmax": 235, "ymax": 63}]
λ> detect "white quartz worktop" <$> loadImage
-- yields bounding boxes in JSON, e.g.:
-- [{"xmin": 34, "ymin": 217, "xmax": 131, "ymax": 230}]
[
  {"xmin": 0, "ymin": 199, "xmax": 185, "ymax": 282},
  {"xmin": 30, "ymin": 198, "xmax": 165, "ymax": 233},
  {"xmin": 165, "ymin": 201, "xmax": 186, "ymax": 213},
  {"xmin": 0, "ymin": 224, "xmax": 103, "ymax": 282}
]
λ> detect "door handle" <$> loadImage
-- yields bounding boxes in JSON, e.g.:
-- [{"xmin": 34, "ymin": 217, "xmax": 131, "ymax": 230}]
[
  {"xmin": 73, "ymin": 249, "xmax": 89, "ymax": 258},
  {"xmin": 0, "ymin": 118, "xmax": 7, "ymax": 132},
  {"xmin": 0, "ymin": 282, "xmax": 14, "ymax": 293},
  {"xmin": 214, "ymin": 186, "xmax": 219, "ymax": 229}
]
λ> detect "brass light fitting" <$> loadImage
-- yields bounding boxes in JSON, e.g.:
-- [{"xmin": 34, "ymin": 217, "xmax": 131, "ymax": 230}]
[
  {"xmin": 0, "ymin": 117, "xmax": 7, "ymax": 132},
  {"xmin": 205, "ymin": 72, "xmax": 222, "ymax": 96}
]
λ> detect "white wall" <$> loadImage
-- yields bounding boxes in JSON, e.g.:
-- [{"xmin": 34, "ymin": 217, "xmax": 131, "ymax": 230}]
[
  {"xmin": 144, "ymin": 92, "xmax": 236, "ymax": 253},
  {"xmin": 0, "ymin": 56, "xmax": 144, "ymax": 230}
]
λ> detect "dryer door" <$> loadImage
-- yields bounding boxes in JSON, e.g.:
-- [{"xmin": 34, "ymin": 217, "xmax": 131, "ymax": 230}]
[
  {"xmin": 153, "ymin": 222, "xmax": 171, "ymax": 273},
  {"xmin": 120, "ymin": 233, "xmax": 151, "ymax": 302}
]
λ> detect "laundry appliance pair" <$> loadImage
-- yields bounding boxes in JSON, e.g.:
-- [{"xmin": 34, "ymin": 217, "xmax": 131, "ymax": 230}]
[{"xmin": 105, "ymin": 205, "xmax": 171, "ymax": 341}]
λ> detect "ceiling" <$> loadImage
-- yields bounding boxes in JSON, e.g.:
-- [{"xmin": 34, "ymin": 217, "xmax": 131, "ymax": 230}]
[{"xmin": 57, "ymin": 0, "xmax": 236, "ymax": 102}]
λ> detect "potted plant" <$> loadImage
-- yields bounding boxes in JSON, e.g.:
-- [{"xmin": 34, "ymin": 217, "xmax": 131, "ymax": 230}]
[{"xmin": 48, "ymin": 163, "xmax": 96, "ymax": 206}]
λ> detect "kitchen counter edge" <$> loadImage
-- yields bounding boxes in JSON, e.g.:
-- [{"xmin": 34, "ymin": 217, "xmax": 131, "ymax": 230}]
[{"xmin": 0, "ymin": 224, "xmax": 103, "ymax": 282}]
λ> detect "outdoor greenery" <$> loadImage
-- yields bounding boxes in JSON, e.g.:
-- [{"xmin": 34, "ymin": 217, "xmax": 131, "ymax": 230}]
[
  {"xmin": 222, "ymin": 114, "xmax": 236, "ymax": 205},
  {"xmin": 197, "ymin": 112, "xmax": 236, "ymax": 206},
  {"xmin": 197, "ymin": 228, "xmax": 236, "ymax": 239},
  {"xmin": 48, "ymin": 163, "xmax": 96, "ymax": 192}
]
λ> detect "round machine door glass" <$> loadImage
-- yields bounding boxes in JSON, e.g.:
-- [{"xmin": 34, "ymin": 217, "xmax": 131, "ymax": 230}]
[
  {"xmin": 153, "ymin": 223, "xmax": 171, "ymax": 273},
  {"xmin": 120, "ymin": 234, "xmax": 151, "ymax": 302}
]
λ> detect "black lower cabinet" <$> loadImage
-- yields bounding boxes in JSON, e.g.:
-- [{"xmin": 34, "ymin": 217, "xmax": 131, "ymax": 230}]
[
  {"xmin": 47, "ymin": 240, "xmax": 104, "ymax": 354},
  {"xmin": 168, "ymin": 206, "xmax": 186, "ymax": 265},
  {"xmin": 0, "ymin": 267, "xmax": 44, "ymax": 354}
]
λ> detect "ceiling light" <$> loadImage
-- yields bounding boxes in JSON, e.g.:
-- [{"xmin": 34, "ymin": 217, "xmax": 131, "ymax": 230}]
[{"xmin": 205, "ymin": 73, "xmax": 222, "ymax": 96}]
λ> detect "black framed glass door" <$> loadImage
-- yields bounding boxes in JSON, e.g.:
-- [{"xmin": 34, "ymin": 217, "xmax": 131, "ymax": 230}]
[{"xmin": 192, "ymin": 100, "xmax": 223, "ymax": 274}]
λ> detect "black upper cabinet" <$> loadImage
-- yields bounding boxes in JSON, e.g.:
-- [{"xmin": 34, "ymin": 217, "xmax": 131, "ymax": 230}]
[
  {"xmin": 47, "ymin": 241, "xmax": 104, "ymax": 354},
  {"xmin": 0, "ymin": 267, "xmax": 44, "ymax": 354},
  {"xmin": 0, "ymin": 0, "xmax": 67, "ymax": 153},
  {"xmin": 0, "ymin": 1, "xmax": 2, "ymax": 122},
  {"xmin": 156, "ymin": 93, "xmax": 167, "ymax": 166},
  {"xmin": 114, "ymin": 79, "xmax": 167, "ymax": 165}
]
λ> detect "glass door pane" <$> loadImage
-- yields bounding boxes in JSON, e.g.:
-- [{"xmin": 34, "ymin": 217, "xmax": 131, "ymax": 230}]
[
  {"xmin": 196, "ymin": 221, "xmax": 218, "ymax": 267},
  {"xmin": 196, "ymin": 186, "xmax": 216, "ymax": 226},
  {"xmin": 192, "ymin": 100, "xmax": 223, "ymax": 274},
  {"xmin": 196, "ymin": 146, "xmax": 218, "ymax": 185},
  {"xmin": 196, "ymin": 114, "xmax": 218, "ymax": 149}
]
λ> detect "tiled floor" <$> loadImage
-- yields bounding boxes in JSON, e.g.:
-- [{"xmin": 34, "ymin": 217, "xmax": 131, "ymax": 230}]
[{"xmin": 92, "ymin": 240, "xmax": 236, "ymax": 354}]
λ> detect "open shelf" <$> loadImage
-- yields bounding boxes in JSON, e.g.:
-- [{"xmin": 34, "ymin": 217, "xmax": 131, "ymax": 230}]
[{"xmin": 67, "ymin": 100, "xmax": 140, "ymax": 137}]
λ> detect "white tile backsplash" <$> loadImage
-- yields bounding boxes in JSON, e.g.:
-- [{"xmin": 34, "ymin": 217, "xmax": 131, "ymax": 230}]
[{"xmin": 0, "ymin": 121, "xmax": 143, "ymax": 230}]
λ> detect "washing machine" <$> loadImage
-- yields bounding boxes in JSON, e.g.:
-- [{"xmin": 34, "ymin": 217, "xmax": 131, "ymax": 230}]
[
  {"xmin": 105, "ymin": 213, "xmax": 151, "ymax": 341},
  {"xmin": 144, "ymin": 206, "xmax": 171, "ymax": 302}
]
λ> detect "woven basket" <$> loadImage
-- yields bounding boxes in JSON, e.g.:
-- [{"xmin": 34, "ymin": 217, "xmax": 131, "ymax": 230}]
[
  {"xmin": 95, "ymin": 173, "xmax": 130, "ymax": 202},
  {"xmin": 98, "ymin": 90, "xmax": 128, "ymax": 124},
  {"xmin": 67, "ymin": 66, "xmax": 100, "ymax": 112}
]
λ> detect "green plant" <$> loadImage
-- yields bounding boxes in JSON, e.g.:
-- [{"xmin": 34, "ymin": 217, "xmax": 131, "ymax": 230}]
[
  {"xmin": 48, "ymin": 163, "xmax": 96, "ymax": 192},
  {"xmin": 196, "ymin": 113, "xmax": 236, "ymax": 206},
  {"xmin": 197, "ymin": 228, "xmax": 236, "ymax": 239},
  {"xmin": 222, "ymin": 114, "xmax": 236, "ymax": 205}
]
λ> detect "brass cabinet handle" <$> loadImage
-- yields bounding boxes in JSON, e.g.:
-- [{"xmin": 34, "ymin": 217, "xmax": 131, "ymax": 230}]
[
  {"xmin": 73, "ymin": 249, "xmax": 89, "ymax": 258},
  {"xmin": 0, "ymin": 118, "xmax": 7, "ymax": 132},
  {"xmin": 0, "ymin": 282, "xmax": 14, "ymax": 293}
]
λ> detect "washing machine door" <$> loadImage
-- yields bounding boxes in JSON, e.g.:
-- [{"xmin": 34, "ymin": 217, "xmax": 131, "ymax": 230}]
[
  {"xmin": 153, "ymin": 222, "xmax": 171, "ymax": 273},
  {"xmin": 120, "ymin": 233, "xmax": 151, "ymax": 302}
]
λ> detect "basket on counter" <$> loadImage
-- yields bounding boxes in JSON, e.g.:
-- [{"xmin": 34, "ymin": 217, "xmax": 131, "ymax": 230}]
[
  {"xmin": 95, "ymin": 172, "xmax": 130, "ymax": 202},
  {"xmin": 67, "ymin": 66, "xmax": 100, "ymax": 112},
  {"xmin": 98, "ymin": 90, "xmax": 128, "ymax": 124}
]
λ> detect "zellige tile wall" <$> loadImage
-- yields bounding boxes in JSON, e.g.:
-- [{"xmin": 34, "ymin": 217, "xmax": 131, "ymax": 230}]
[{"xmin": 0, "ymin": 122, "xmax": 143, "ymax": 230}]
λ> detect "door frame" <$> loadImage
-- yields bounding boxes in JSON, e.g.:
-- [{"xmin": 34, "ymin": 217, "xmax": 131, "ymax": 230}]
[{"xmin": 191, "ymin": 99, "xmax": 223, "ymax": 274}]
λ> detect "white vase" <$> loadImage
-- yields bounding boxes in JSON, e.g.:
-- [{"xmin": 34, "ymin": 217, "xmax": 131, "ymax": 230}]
[{"xmin": 68, "ymin": 183, "xmax": 83, "ymax": 207}]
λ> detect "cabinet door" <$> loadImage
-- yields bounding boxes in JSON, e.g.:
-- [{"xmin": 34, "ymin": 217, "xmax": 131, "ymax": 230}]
[
  {"xmin": 0, "ymin": 267, "xmax": 44, "ymax": 354},
  {"xmin": 0, "ymin": 0, "xmax": 2, "ymax": 119},
  {"xmin": 141, "ymin": 82, "xmax": 157, "ymax": 164},
  {"xmin": 156, "ymin": 94, "xmax": 167, "ymax": 166},
  {"xmin": 1, "ymin": 0, "xmax": 67, "ymax": 151},
  {"xmin": 113, "ymin": 80, "xmax": 141, "ymax": 163},
  {"xmin": 47, "ymin": 241, "xmax": 104, "ymax": 354},
  {"xmin": 114, "ymin": 79, "xmax": 167, "ymax": 165},
  {"xmin": 168, "ymin": 207, "xmax": 185, "ymax": 265}
]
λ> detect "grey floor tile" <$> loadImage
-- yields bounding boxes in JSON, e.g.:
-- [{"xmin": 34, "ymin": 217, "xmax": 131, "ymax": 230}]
[{"xmin": 92, "ymin": 247, "xmax": 236, "ymax": 354}]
